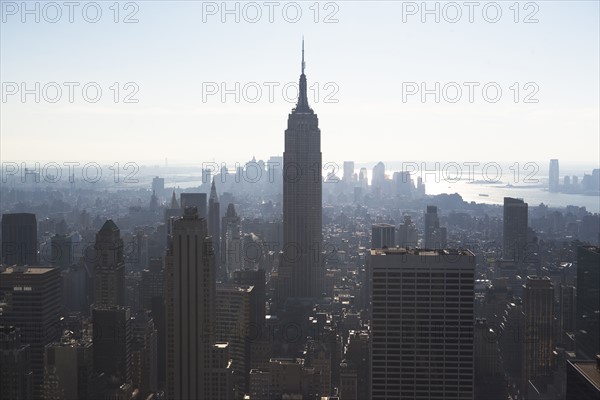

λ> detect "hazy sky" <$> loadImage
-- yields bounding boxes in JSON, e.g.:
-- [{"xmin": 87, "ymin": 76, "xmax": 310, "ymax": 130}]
[{"xmin": 1, "ymin": 1, "xmax": 599, "ymax": 166}]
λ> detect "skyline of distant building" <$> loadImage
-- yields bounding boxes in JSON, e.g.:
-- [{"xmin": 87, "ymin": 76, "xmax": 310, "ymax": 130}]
[
  {"xmin": 1, "ymin": 213, "xmax": 38, "ymax": 266},
  {"xmin": 503, "ymin": 197, "xmax": 529, "ymax": 262}
]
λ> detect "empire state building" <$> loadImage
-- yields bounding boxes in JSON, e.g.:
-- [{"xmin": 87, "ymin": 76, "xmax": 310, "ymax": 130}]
[{"xmin": 280, "ymin": 40, "xmax": 323, "ymax": 300}]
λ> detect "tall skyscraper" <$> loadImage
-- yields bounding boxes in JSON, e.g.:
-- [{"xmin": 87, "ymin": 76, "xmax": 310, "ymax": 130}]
[
  {"xmin": 280, "ymin": 40, "xmax": 323, "ymax": 300},
  {"xmin": 93, "ymin": 220, "xmax": 125, "ymax": 307},
  {"xmin": 152, "ymin": 176, "xmax": 165, "ymax": 195},
  {"xmin": 549, "ymin": 159, "xmax": 560, "ymax": 192},
  {"xmin": 398, "ymin": 215, "xmax": 418, "ymax": 248},
  {"xmin": 216, "ymin": 284, "xmax": 254, "ymax": 397},
  {"xmin": 0, "ymin": 266, "xmax": 62, "ymax": 398},
  {"xmin": 576, "ymin": 246, "xmax": 600, "ymax": 358},
  {"xmin": 1, "ymin": 213, "xmax": 38, "ymax": 266},
  {"xmin": 130, "ymin": 311, "xmax": 158, "ymax": 398},
  {"xmin": 368, "ymin": 248, "xmax": 475, "ymax": 400},
  {"xmin": 503, "ymin": 197, "xmax": 529, "ymax": 262},
  {"xmin": 424, "ymin": 205, "xmax": 446, "ymax": 249},
  {"xmin": 343, "ymin": 161, "xmax": 355, "ymax": 184},
  {"xmin": 180, "ymin": 192, "xmax": 207, "ymax": 219},
  {"xmin": 208, "ymin": 179, "xmax": 221, "ymax": 268},
  {"xmin": 232, "ymin": 268, "xmax": 266, "ymax": 327},
  {"xmin": 165, "ymin": 207, "xmax": 231, "ymax": 399},
  {"xmin": 222, "ymin": 203, "xmax": 243, "ymax": 277},
  {"xmin": 522, "ymin": 276, "xmax": 554, "ymax": 389},
  {"xmin": 371, "ymin": 162, "xmax": 385, "ymax": 190},
  {"xmin": 371, "ymin": 223, "xmax": 395, "ymax": 249}
]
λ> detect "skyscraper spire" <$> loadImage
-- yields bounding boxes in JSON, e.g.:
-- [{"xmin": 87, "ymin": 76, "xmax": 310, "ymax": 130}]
[
  {"xmin": 302, "ymin": 36, "xmax": 305, "ymax": 75},
  {"xmin": 209, "ymin": 178, "xmax": 218, "ymax": 202},
  {"xmin": 170, "ymin": 190, "xmax": 179, "ymax": 209},
  {"xmin": 295, "ymin": 37, "xmax": 312, "ymax": 113}
]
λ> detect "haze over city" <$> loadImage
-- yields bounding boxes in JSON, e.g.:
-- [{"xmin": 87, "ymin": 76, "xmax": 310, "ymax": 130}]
[{"xmin": 0, "ymin": 2, "xmax": 599, "ymax": 400}]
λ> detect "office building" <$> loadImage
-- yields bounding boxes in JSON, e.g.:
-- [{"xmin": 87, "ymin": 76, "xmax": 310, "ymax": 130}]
[
  {"xmin": 280, "ymin": 40, "xmax": 323, "ymax": 300},
  {"xmin": 503, "ymin": 197, "xmax": 529, "ymax": 262},
  {"xmin": 522, "ymin": 276, "xmax": 555, "ymax": 388},
  {"xmin": 165, "ymin": 207, "xmax": 232, "ymax": 399},
  {"xmin": 0, "ymin": 266, "xmax": 62, "ymax": 398},
  {"xmin": 93, "ymin": 220, "xmax": 125, "ymax": 307},
  {"xmin": 576, "ymin": 246, "xmax": 600, "ymax": 358},
  {"xmin": 368, "ymin": 248, "xmax": 475, "ymax": 400},
  {"xmin": 371, "ymin": 223, "xmax": 395, "ymax": 249},
  {"xmin": 1, "ymin": 213, "xmax": 37, "ymax": 266}
]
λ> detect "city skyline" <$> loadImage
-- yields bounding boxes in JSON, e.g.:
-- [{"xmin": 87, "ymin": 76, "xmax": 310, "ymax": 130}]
[{"xmin": 1, "ymin": 2, "xmax": 599, "ymax": 400}]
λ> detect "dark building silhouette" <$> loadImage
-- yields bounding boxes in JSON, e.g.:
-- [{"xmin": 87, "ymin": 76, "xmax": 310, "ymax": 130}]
[
  {"xmin": 232, "ymin": 268, "xmax": 266, "ymax": 327},
  {"xmin": 503, "ymin": 197, "xmax": 529, "ymax": 262},
  {"xmin": 130, "ymin": 311, "xmax": 158, "ymax": 398},
  {"xmin": 165, "ymin": 207, "xmax": 232, "ymax": 399},
  {"xmin": 1, "ymin": 213, "xmax": 37, "ymax": 266},
  {"xmin": 522, "ymin": 276, "xmax": 554, "ymax": 390},
  {"xmin": 92, "ymin": 307, "xmax": 131, "ymax": 382},
  {"xmin": 398, "ymin": 215, "xmax": 418, "ymax": 248},
  {"xmin": 93, "ymin": 220, "xmax": 124, "ymax": 307},
  {"xmin": 208, "ymin": 179, "xmax": 221, "ymax": 270},
  {"xmin": 0, "ymin": 266, "xmax": 62, "ymax": 398},
  {"xmin": 0, "ymin": 325, "xmax": 33, "ymax": 400},
  {"xmin": 371, "ymin": 223, "xmax": 395, "ymax": 249},
  {"xmin": 180, "ymin": 192, "xmax": 207, "ymax": 219},
  {"xmin": 279, "ymin": 40, "xmax": 323, "ymax": 300},
  {"xmin": 424, "ymin": 205, "xmax": 446, "ymax": 249},
  {"xmin": 576, "ymin": 246, "xmax": 600, "ymax": 358}
]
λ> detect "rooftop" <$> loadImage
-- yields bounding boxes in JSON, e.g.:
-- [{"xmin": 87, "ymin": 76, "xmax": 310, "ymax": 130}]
[
  {"xmin": 370, "ymin": 248, "xmax": 475, "ymax": 257},
  {"xmin": 0, "ymin": 265, "xmax": 55, "ymax": 275},
  {"xmin": 570, "ymin": 361, "xmax": 600, "ymax": 390}
]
